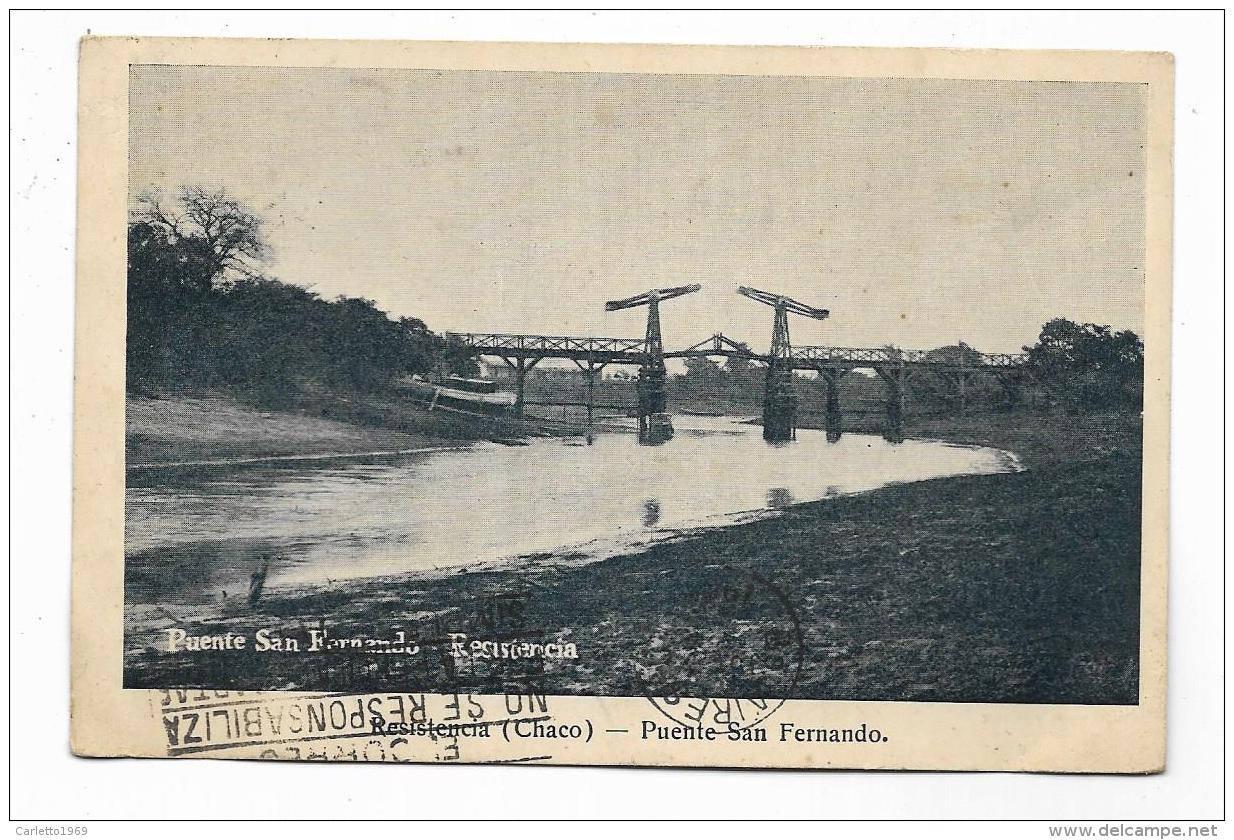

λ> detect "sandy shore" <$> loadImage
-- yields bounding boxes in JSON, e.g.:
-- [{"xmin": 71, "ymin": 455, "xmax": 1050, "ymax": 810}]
[{"xmin": 127, "ymin": 395, "xmax": 450, "ymax": 466}]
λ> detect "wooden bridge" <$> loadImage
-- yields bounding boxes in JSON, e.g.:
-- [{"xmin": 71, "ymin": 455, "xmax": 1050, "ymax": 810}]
[
  {"xmin": 445, "ymin": 332, "xmax": 645, "ymax": 423},
  {"xmin": 787, "ymin": 344, "xmax": 1030, "ymax": 441},
  {"xmin": 789, "ymin": 345, "xmax": 1027, "ymax": 369},
  {"xmin": 445, "ymin": 330, "xmax": 1030, "ymax": 437},
  {"xmin": 446, "ymin": 332, "xmax": 1026, "ymax": 367}
]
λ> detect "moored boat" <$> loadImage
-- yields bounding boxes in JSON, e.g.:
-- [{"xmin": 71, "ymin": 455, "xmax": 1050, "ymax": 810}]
[{"xmin": 400, "ymin": 375, "xmax": 517, "ymax": 414}]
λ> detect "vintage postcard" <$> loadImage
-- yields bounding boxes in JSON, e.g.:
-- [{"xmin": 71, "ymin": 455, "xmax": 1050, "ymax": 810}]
[{"xmin": 72, "ymin": 37, "xmax": 1171, "ymax": 771}]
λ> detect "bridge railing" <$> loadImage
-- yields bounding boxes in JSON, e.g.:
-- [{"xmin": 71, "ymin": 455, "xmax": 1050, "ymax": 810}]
[
  {"xmin": 446, "ymin": 332, "xmax": 1028, "ymax": 368},
  {"xmin": 791, "ymin": 346, "xmax": 1028, "ymax": 368},
  {"xmin": 446, "ymin": 332, "xmax": 646, "ymax": 355},
  {"xmin": 981, "ymin": 353, "xmax": 1030, "ymax": 367}
]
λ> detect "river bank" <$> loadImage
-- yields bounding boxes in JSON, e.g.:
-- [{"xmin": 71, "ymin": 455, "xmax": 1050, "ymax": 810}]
[
  {"xmin": 125, "ymin": 409, "xmax": 1141, "ymax": 706},
  {"xmin": 126, "ymin": 391, "xmax": 574, "ymax": 467}
]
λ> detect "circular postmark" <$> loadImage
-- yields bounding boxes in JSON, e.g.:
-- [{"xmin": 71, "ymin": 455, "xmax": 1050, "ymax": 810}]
[{"xmin": 636, "ymin": 568, "xmax": 805, "ymax": 732}]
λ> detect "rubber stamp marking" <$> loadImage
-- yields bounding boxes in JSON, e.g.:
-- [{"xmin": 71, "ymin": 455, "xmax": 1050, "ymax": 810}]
[
  {"xmin": 166, "ymin": 713, "xmax": 552, "ymax": 757},
  {"xmin": 642, "ymin": 570, "xmax": 806, "ymax": 732},
  {"xmin": 160, "ymin": 692, "xmax": 339, "ymax": 714}
]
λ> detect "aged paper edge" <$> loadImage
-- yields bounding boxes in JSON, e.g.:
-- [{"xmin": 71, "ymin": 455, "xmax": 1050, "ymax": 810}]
[{"xmin": 70, "ymin": 37, "xmax": 1172, "ymax": 772}]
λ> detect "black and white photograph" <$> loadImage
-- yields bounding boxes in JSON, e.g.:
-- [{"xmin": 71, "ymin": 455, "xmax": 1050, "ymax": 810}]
[{"xmin": 122, "ymin": 64, "xmax": 1149, "ymax": 710}]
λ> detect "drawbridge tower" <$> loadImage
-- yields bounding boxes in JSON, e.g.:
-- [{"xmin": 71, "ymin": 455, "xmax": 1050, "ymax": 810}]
[
  {"xmin": 605, "ymin": 283, "xmax": 701, "ymax": 442},
  {"xmin": 737, "ymin": 286, "xmax": 830, "ymax": 442}
]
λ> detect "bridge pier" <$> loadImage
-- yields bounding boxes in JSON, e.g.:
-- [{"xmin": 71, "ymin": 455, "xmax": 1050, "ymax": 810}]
[
  {"xmin": 636, "ymin": 365, "xmax": 667, "ymax": 415},
  {"xmin": 499, "ymin": 355, "xmax": 542, "ymax": 418},
  {"xmin": 762, "ymin": 361, "xmax": 797, "ymax": 442},
  {"xmin": 636, "ymin": 364, "xmax": 672, "ymax": 443},
  {"xmin": 820, "ymin": 367, "xmax": 844, "ymax": 442},
  {"xmin": 874, "ymin": 364, "xmax": 908, "ymax": 443},
  {"xmin": 570, "ymin": 358, "xmax": 607, "ymax": 425}
]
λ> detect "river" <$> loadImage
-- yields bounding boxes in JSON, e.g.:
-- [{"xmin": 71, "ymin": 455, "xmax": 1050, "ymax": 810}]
[{"xmin": 124, "ymin": 416, "xmax": 1018, "ymax": 610}]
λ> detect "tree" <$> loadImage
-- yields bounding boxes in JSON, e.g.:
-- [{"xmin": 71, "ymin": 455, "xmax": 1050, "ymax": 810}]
[
  {"xmin": 213, "ymin": 277, "xmax": 326, "ymax": 403},
  {"xmin": 432, "ymin": 333, "xmax": 480, "ymax": 378},
  {"xmin": 680, "ymin": 356, "xmax": 723, "ymax": 389},
  {"xmin": 914, "ymin": 342, "xmax": 1000, "ymax": 411},
  {"xmin": 720, "ymin": 343, "xmax": 762, "ymax": 409},
  {"xmin": 1025, "ymin": 318, "xmax": 1144, "ymax": 411},
  {"xmin": 683, "ymin": 355, "xmax": 722, "ymax": 379},
  {"xmin": 722, "ymin": 341, "xmax": 755, "ymax": 375},
  {"xmin": 133, "ymin": 186, "xmax": 268, "ymax": 285},
  {"xmin": 127, "ymin": 221, "xmax": 192, "ymax": 389},
  {"xmin": 127, "ymin": 188, "xmax": 270, "ymax": 391}
]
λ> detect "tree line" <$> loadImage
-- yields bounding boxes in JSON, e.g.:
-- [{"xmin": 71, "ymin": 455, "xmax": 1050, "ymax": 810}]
[{"xmin": 126, "ymin": 187, "xmax": 472, "ymax": 405}]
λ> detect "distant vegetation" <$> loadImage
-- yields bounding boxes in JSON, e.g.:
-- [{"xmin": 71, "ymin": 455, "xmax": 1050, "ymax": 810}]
[
  {"xmin": 1023, "ymin": 318, "xmax": 1144, "ymax": 412},
  {"xmin": 126, "ymin": 187, "xmax": 473, "ymax": 405}
]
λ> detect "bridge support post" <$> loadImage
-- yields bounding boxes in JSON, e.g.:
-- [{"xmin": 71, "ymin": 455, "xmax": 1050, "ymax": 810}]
[
  {"xmin": 571, "ymin": 359, "xmax": 607, "ymax": 426},
  {"xmin": 587, "ymin": 366, "xmax": 596, "ymax": 425},
  {"xmin": 875, "ymin": 364, "xmax": 907, "ymax": 443},
  {"xmin": 762, "ymin": 361, "xmax": 797, "ymax": 442},
  {"xmin": 500, "ymin": 356, "xmax": 541, "ymax": 418},
  {"xmin": 636, "ymin": 364, "xmax": 671, "ymax": 443},
  {"xmin": 821, "ymin": 367, "xmax": 843, "ymax": 442}
]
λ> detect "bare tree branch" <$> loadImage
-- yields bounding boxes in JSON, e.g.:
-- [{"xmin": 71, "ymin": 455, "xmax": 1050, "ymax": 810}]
[{"xmin": 131, "ymin": 186, "xmax": 269, "ymax": 285}]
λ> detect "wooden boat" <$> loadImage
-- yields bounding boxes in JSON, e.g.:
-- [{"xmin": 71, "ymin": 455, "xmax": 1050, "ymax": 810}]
[{"xmin": 402, "ymin": 375, "xmax": 517, "ymax": 414}]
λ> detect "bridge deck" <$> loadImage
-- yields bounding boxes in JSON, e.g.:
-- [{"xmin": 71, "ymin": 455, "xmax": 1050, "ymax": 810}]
[
  {"xmin": 446, "ymin": 332, "xmax": 646, "ymax": 360},
  {"xmin": 791, "ymin": 345, "xmax": 1027, "ymax": 369},
  {"xmin": 448, "ymin": 332, "xmax": 1027, "ymax": 370}
]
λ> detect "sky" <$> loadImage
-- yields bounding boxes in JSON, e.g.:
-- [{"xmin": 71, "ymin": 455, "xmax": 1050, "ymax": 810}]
[{"xmin": 129, "ymin": 65, "xmax": 1146, "ymax": 355}]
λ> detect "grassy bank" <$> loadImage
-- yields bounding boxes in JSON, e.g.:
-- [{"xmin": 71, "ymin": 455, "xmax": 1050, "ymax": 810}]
[
  {"xmin": 126, "ymin": 409, "xmax": 1141, "ymax": 705},
  {"xmin": 126, "ymin": 391, "xmax": 570, "ymax": 466}
]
